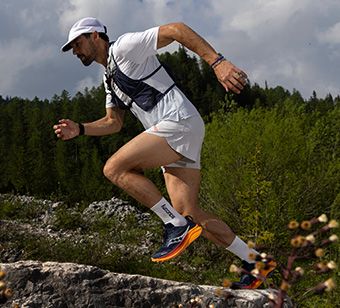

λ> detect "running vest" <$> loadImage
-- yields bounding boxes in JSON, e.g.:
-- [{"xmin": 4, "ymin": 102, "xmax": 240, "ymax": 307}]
[{"xmin": 105, "ymin": 44, "xmax": 176, "ymax": 112}]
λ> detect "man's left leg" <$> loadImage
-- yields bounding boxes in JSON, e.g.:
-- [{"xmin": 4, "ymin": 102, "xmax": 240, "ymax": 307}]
[
  {"xmin": 163, "ymin": 167, "xmax": 277, "ymax": 289},
  {"xmin": 163, "ymin": 167, "xmax": 237, "ymax": 247}
]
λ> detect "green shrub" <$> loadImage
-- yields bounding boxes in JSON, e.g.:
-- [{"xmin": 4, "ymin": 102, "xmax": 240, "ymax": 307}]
[{"xmin": 201, "ymin": 100, "xmax": 340, "ymax": 254}]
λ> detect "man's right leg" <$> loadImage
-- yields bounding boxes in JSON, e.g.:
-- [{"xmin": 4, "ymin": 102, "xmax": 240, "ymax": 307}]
[{"xmin": 103, "ymin": 132, "xmax": 182, "ymax": 207}]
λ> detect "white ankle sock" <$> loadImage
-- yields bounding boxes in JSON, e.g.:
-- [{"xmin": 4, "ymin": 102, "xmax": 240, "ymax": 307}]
[
  {"xmin": 226, "ymin": 236, "xmax": 259, "ymax": 263},
  {"xmin": 150, "ymin": 197, "xmax": 187, "ymax": 226}
]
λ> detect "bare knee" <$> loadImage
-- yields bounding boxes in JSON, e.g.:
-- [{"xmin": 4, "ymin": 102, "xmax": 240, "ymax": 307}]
[{"xmin": 103, "ymin": 159, "xmax": 124, "ymax": 185}]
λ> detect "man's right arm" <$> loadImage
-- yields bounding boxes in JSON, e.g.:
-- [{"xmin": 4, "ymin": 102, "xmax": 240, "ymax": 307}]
[
  {"xmin": 53, "ymin": 107, "xmax": 125, "ymax": 141},
  {"xmin": 82, "ymin": 107, "xmax": 125, "ymax": 136}
]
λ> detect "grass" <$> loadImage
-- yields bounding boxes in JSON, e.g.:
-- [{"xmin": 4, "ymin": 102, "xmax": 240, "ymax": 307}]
[{"xmin": 0, "ymin": 199, "xmax": 46, "ymax": 221}]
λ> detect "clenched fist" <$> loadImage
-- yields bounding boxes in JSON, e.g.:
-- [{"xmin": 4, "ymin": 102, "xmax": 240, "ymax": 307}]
[{"xmin": 53, "ymin": 119, "xmax": 80, "ymax": 140}]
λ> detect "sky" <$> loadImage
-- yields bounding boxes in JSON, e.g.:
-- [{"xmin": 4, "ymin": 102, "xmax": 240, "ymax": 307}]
[{"xmin": 1, "ymin": 0, "xmax": 340, "ymax": 101}]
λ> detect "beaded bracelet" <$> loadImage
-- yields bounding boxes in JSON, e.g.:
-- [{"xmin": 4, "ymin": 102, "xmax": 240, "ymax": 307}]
[{"xmin": 211, "ymin": 53, "xmax": 225, "ymax": 69}]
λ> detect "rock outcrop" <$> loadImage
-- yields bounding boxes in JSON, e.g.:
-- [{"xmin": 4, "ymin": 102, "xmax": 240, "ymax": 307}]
[
  {"xmin": 0, "ymin": 194, "xmax": 155, "ymax": 264},
  {"xmin": 0, "ymin": 261, "xmax": 293, "ymax": 308}
]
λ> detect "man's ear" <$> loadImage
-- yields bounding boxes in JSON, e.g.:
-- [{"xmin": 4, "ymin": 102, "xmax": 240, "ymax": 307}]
[{"xmin": 92, "ymin": 31, "xmax": 100, "ymax": 42}]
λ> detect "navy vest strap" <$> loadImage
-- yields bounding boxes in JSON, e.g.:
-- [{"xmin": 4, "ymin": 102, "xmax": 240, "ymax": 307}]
[
  {"xmin": 112, "ymin": 92, "xmax": 132, "ymax": 110},
  {"xmin": 140, "ymin": 64, "xmax": 162, "ymax": 81},
  {"xmin": 163, "ymin": 83, "xmax": 176, "ymax": 96}
]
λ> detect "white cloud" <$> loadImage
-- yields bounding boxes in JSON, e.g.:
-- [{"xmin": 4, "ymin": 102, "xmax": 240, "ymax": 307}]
[
  {"xmin": 318, "ymin": 22, "xmax": 340, "ymax": 45},
  {"xmin": 75, "ymin": 76, "xmax": 99, "ymax": 93},
  {"xmin": 58, "ymin": 0, "xmax": 151, "ymax": 36},
  {"xmin": 0, "ymin": 39, "xmax": 53, "ymax": 94},
  {"xmin": 229, "ymin": 0, "xmax": 308, "ymax": 34}
]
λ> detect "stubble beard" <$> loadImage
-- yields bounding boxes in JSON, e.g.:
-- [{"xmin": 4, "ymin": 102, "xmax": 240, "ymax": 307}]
[
  {"xmin": 81, "ymin": 57, "xmax": 94, "ymax": 66},
  {"xmin": 80, "ymin": 40, "xmax": 97, "ymax": 66}
]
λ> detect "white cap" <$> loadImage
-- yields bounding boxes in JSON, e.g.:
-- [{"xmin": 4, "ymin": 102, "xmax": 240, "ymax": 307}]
[{"xmin": 61, "ymin": 17, "xmax": 106, "ymax": 52}]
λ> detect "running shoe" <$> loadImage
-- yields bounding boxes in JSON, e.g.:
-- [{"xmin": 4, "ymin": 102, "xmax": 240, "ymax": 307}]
[
  {"xmin": 231, "ymin": 259, "xmax": 277, "ymax": 289},
  {"xmin": 151, "ymin": 216, "xmax": 202, "ymax": 262}
]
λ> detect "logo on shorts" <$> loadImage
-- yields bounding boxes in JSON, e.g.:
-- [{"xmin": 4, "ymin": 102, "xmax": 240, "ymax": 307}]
[{"xmin": 161, "ymin": 204, "xmax": 175, "ymax": 219}]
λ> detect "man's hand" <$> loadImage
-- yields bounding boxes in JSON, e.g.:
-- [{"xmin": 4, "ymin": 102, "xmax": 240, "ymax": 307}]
[
  {"xmin": 53, "ymin": 119, "xmax": 80, "ymax": 140},
  {"xmin": 213, "ymin": 60, "xmax": 248, "ymax": 94}
]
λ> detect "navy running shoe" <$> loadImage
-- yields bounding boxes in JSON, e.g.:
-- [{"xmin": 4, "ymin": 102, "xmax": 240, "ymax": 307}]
[
  {"xmin": 231, "ymin": 259, "xmax": 277, "ymax": 289},
  {"xmin": 231, "ymin": 261, "xmax": 257, "ymax": 289},
  {"xmin": 151, "ymin": 216, "xmax": 202, "ymax": 262}
]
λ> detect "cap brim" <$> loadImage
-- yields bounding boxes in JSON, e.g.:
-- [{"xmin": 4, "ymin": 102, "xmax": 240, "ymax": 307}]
[
  {"xmin": 61, "ymin": 42, "xmax": 72, "ymax": 52},
  {"xmin": 61, "ymin": 31, "xmax": 93, "ymax": 52},
  {"xmin": 61, "ymin": 31, "xmax": 84, "ymax": 52},
  {"xmin": 61, "ymin": 38, "xmax": 76, "ymax": 52}
]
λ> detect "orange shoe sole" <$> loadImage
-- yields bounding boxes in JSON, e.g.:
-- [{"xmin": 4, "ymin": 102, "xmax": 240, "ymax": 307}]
[
  {"xmin": 151, "ymin": 225, "xmax": 202, "ymax": 262},
  {"xmin": 246, "ymin": 260, "xmax": 277, "ymax": 289}
]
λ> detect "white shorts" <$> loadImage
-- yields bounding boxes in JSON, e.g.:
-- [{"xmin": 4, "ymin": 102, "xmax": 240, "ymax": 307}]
[{"xmin": 145, "ymin": 116, "xmax": 205, "ymax": 169}]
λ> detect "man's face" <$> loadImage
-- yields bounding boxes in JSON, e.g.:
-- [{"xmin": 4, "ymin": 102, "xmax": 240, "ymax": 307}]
[{"xmin": 70, "ymin": 34, "xmax": 96, "ymax": 66}]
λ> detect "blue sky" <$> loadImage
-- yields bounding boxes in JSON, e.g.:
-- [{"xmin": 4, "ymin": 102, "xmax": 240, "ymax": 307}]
[{"xmin": 1, "ymin": 0, "xmax": 340, "ymax": 100}]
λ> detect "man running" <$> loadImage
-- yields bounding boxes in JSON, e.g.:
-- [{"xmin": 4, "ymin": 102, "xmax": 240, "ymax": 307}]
[{"xmin": 54, "ymin": 17, "xmax": 276, "ymax": 288}]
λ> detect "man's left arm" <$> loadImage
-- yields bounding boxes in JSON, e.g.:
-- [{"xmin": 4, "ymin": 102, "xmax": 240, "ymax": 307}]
[{"xmin": 158, "ymin": 22, "xmax": 247, "ymax": 94}]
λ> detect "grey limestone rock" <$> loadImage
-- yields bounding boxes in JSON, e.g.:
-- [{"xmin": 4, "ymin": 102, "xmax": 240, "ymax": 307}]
[
  {"xmin": 83, "ymin": 197, "xmax": 151, "ymax": 224},
  {"xmin": 0, "ymin": 261, "xmax": 293, "ymax": 308}
]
